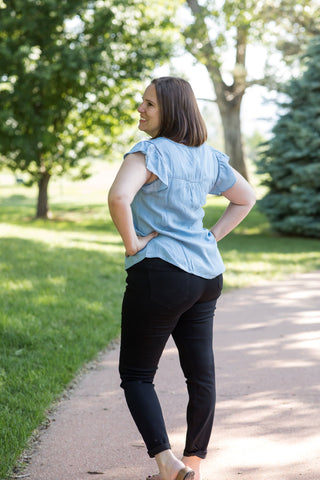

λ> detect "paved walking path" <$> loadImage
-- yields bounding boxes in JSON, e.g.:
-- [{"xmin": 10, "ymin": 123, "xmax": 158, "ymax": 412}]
[{"xmin": 25, "ymin": 271, "xmax": 320, "ymax": 480}]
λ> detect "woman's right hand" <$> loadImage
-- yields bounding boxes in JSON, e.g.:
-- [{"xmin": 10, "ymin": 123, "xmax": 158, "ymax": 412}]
[{"xmin": 125, "ymin": 231, "xmax": 159, "ymax": 257}]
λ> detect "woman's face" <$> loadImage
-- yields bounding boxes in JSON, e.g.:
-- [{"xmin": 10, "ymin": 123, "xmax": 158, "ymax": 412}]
[{"xmin": 137, "ymin": 84, "xmax": 161, "ymax": 138}]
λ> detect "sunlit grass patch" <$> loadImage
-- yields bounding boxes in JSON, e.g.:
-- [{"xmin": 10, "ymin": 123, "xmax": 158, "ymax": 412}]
[{"xmin": 204, "ymin": 196, "xmax": 320, "ymax": 289}]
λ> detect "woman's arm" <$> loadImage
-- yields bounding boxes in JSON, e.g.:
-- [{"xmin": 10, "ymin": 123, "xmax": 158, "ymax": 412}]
[
  {"xmin": 210, "ymin": 168, "xmax": 256, "ymax": 242},
  {"xmin": 108, "ymin": 152, "xmax": 158, "ymax": 256}
]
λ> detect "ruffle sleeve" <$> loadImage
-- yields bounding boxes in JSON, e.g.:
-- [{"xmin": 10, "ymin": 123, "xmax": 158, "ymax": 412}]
[
  {"xmin": 209, "ymin": 149, "xmax": 237, "ymax": 195},
  {"xmin": 124, "ymin": 140, "xmax": 168, "ymax": 188}
]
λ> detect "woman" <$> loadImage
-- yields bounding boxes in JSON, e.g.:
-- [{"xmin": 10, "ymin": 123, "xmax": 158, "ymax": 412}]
[{"xmin": 108, "ymin": 77, "xmax": 256, "ymax": 480}]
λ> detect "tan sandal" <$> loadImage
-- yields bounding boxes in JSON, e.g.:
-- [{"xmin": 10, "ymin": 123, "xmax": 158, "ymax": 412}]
[
  {"xmin": 146, "ymin": 467, "xmax": 195, "ymax": 480},
  {"xmin": 176, "ymin": 467, "xmax": 195, "ymax": 480}
]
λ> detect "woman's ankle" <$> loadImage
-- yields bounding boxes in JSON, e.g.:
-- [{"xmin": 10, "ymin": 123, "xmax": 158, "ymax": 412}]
[{"xmin": 181, "ymin": 456, "xmax": 202, "ymax": 480}]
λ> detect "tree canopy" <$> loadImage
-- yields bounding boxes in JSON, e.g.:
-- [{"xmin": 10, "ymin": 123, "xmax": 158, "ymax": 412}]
[
  {"xmin": 0, "ymin": 0, "xmax": 177, "ymax": 217},
  {"xmin": 258, "ymin": 36, "xmax": 320, "ymax": 238},
  {"xmin": 180, "ymin": 0, "xmax": 320, "ymax": 179}
]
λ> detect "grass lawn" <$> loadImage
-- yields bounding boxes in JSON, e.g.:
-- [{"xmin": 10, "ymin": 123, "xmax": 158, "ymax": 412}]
[{"xmin": 0, "ymin": 165, "xmax": 320, "ymax": 479}]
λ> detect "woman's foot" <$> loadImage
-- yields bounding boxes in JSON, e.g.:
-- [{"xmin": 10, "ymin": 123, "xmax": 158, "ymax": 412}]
[
  {"xmin": 153, "ymin": 450, "xmax": 194, "ymax": 480},
  {"xmin": 146, "ymin": 469, "xmax": 194, "ymax": 480},
  {"xmin": 181, "ymin": 456, "xmax": 202, "ymax": 480}
]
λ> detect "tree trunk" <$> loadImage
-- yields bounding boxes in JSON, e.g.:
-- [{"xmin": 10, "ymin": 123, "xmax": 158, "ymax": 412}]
[
  {"xmin": 36, "ymin": 171, "xmax": 51, "ymax": 218},
  {"xmin": 184, "ymin": 0, "xmax": 250, "ymax": 180},
  {"xmin": 218, "ymin": 100, "xmax": 248, "ymax": 179}
]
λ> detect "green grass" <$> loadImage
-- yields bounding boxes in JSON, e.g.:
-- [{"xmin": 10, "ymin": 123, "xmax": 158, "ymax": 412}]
[
  {"xmin": 204, "ymin": 197, "xmax": 320, "ymax": 288},
  {"xmin": 0, "ymin": 169, "xmax": 320, "ymax": 479},
  {"xmin": 0, "ymin": 169, "xmax": 125, "ymax": 479}
]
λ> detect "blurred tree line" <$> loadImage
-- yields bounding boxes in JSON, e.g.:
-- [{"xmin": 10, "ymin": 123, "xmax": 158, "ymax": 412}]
[{"xmin": 0, "ymin": 0, "xmax": 319, "ymax": 234}]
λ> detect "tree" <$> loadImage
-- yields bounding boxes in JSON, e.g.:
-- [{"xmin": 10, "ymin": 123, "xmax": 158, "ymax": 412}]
[
  {"xmin": 181, "ymin": 0, "xmax": 320, "ymax": 180},
  {"xmin": 0, "ymin": 0, "xmax": 177, "ymax": 218},
  {"xmin": 258, "ymin": 36, "xmax": 320, "ymax": 238}
]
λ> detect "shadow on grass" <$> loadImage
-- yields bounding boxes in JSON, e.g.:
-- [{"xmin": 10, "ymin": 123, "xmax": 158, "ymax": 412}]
[
  {"xmin": 2, "ymin": 194, "xmax": 30, "ymax": 203},
  {"xmin": 204, "ymin": 203, "xmax": 320, "ymax": 270},
  {"xmin": 218, "ymin": 232, "xmax": 320, "ymax": 289},
  {"xmin": 220, "ymin": 231, "xmax": 320, "ymax": 254},
  {"xmin": 0, "ymin": 199, "xmax": 116, "ymax": 233},
  {"xmin": 0, "ymin": 236, "xmax": 125, "ymax": 479}
]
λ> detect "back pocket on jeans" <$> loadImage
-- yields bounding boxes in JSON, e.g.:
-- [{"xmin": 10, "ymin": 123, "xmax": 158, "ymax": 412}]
[{"xmin": 148, "ymin": 268, "xmax": 191, "ymax": 310}]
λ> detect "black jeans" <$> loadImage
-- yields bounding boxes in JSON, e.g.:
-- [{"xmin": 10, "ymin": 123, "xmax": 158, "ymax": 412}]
[{"xmin": 119, "ymin": 258, "xmax": 223, "ymax": 459}]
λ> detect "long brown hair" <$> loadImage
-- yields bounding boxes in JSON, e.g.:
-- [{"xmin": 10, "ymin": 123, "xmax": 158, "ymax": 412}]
[{"xmin": 151, "ymin": 77, "xmax": 207, "ymax": 147}]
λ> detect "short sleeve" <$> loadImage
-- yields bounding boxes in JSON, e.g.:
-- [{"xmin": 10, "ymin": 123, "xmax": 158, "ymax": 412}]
[
  {"xmin": 209, "ymin": 149, "xmax": 237, "ymax": 195},
  {"xmin": 124, "ymin": 140, "xmax": 168, "ymax": 187}
]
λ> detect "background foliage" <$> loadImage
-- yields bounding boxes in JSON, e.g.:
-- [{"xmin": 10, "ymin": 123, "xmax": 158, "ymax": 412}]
[
  {"xmin": 180, "ymin": 0, "xmax": 320, "ymax": 179},
  {"xmin": 0, "ymin": 0, "xmax": 178, "ymax": 217},
  {"xmin": 258, "ymin": 36, "xmax": 320, "ymax": 238}
]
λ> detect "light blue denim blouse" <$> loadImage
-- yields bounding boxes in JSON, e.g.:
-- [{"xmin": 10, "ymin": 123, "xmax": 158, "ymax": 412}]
[{"xmin": 124, "ymin": 137, "xmax": 236, "ymax": 279}]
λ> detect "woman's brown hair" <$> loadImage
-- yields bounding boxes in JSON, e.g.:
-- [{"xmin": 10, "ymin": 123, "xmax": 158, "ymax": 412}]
[{"xmin": 151, "ymin": 77, "xmax": 207, "ymax": 147}]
